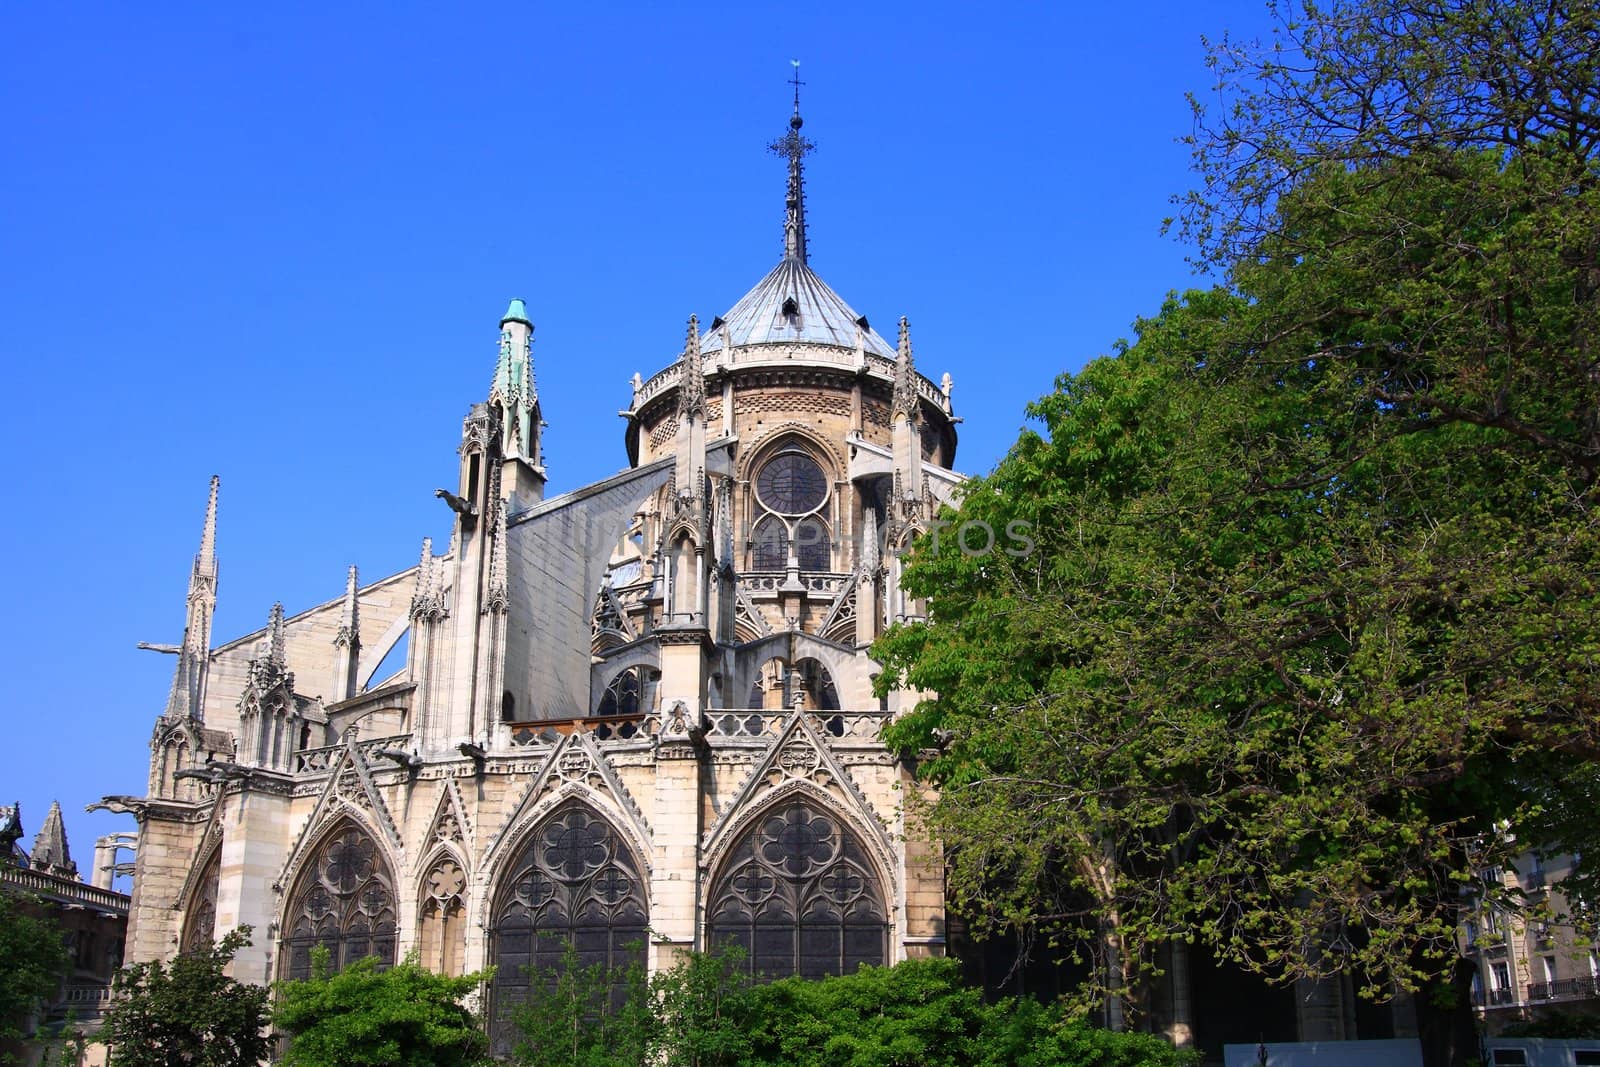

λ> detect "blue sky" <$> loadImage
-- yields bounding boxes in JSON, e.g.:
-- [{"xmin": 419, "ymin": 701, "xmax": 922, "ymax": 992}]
[{"xmin": 0, "ymin": 1, "xmax": 1275, "ymax": 884}]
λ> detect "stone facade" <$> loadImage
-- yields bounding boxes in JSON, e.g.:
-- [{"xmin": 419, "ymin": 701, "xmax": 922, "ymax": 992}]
[{"xmin": 113, "ymin": 100, "xmax": 960, "ymax": 1047}]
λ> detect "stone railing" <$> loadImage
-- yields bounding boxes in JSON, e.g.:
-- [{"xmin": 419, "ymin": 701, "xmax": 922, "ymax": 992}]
[
  {"xmin": 293, "ymin": 735, "xmax": 414, "ymax": 775},
  {"xmin": 742, "ymin": 572, "xmax": 850, "ymax": 595},
  {"xmin": 509, "ymin": 715, "xmax": 662, "ymax": 748},
  {"xmin": 633, "ymin": 348, "xmax": 948, "ymax": 413},
  {"xmin": 0, "ymin": 866, "xmax": 129, "ymax": 915},
  {"xmin": 63, "ymin": 982, "xmax": 113, "ymax": 1006},
  {"xmin": 704, "ymin": 710, "xmax": 888, "ymax": 743},
  {"xmin": 504, "ymin": 709, "xmax": 887, "ymax": 749}
]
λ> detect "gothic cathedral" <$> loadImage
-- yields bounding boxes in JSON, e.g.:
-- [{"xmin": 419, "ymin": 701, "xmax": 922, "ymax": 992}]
[{"xmin": 112, "ymin": 98, "xmax": 962, "ymax": 1047}]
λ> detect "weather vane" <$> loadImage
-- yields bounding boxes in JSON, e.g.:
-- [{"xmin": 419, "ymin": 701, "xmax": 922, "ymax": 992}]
[{"xmin": 789, "ymin": 58, "xmax": 804, "ymax": 116}]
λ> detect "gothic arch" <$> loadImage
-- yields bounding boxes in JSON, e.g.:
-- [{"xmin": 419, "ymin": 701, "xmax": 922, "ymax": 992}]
[
  {"xmin": 737, "ymin": 423, "xmax": 846, "ymax": 486},
  {"xmin": 485, "ymin": 800, "xmax": 649, "ymax": 1052},
  {"xmin": 277, "ymin": 817, "xmax": 398, "ymax": 981},
  {"xmin": 730, "ymin": 632, "xmax": 861, "ymax": 710},
  {"xmin": 702, "ymin": 772, "xmax": 897, "ymax": 900},
  {"xmin": 416, "ymin": 843, "xmax": 469, "ymax": 977},
  {"xmin": 179, "ymin": 841, "xmax": 222, "ymax": 954},
  {"xmin": 589, "ymin": 641, "xmax": 660, "ymax": 707},
  {"xmin": 703, "ymin": 789, "xmax": 890, "ymax": 980}
]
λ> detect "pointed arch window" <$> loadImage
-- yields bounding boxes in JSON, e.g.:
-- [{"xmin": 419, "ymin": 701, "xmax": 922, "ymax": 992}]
[
  {"xmin": 707, "ymin": 800, "xmax": 887, "ymax": 979},
  {"xmin": 488, "ymin": 803, "xmax": 648, "ymax": 1053},
  {"xmin": 180, "ymin": 846, "xmax": 221, "ymax": 954},
  {"xmin": 279, "ymin": 822, "xmax": 397, "ymax": 980},
  {"xmin": 419, "ymin": 855, "xmax": 467, "ymax": 976},
  {"xmin": 597, "ymin": 667, "xmax": 647, "ymax": 717}
]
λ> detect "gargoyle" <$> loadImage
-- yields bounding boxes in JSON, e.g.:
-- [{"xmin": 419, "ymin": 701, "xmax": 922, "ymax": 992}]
[{"xmin": 435, "ymin": 488, "xmax": 479, "ymax": 528}]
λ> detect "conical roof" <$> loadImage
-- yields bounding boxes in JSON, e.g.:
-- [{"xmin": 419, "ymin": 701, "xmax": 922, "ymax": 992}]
[
  {"xmin": 700, "ymin": 256, "xmax": 895, "ymax": 359},
  {"xmin": 30, "ymin": 800, "xmax": 76, "ymax": 879}
]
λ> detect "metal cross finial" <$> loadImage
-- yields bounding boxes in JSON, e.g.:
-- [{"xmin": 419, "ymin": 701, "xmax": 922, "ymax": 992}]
[
  {"xmin": 789, "ymin": 58, "xmax": 804, "ymax": 117},
  {"xmin": 768, "ymin": 60, "xmax": 815, "ymax": 263}
]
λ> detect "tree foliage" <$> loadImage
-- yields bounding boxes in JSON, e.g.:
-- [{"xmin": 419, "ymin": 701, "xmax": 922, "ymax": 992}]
[
  {"xmin": 274, "ymin": 950, "xmax": 491, "ymax": 1067},
  {"xmin": 100, "ymin": 927, "xmax": 270, "ymax": 1067},
  {"xmin": 876, "ymin": 0, "xmax": 1600, "ymax": 1056},
  {"xmin": 0, "ymin": 891, "xmax": 69, "ymax": 1060},
  {"xmin": 514, "ymin": 951, "xmax": 1195, "ymax": 1067},
  {"xmin": 508, "ymin": 940, "xmax": 652, "ymax": 1067}
]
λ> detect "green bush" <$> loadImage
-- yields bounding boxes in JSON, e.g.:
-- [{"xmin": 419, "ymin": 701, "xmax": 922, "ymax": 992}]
[{"xmin": 274, "ymin": 950, "xmax": 491, "ymax": 1067}]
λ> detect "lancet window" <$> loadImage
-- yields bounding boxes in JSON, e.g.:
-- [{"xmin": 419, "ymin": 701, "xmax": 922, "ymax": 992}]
[
  {"xmin": 706, "ymin": 800, "xmax": 887, "ymax": 979},
  {"xmin": 419, "ymin": 855, "xmax": 467, "ymax": 976},
  {"xmin": 279, "ymin": 821, "xmax": 397, "ymax": 980},
  {"xmin": 180, "ymin": 846, "xmax": 221, "ymax": 955},
  {"xmin": 489, "ymin": 803, "xmax": 648, "ymax": 1051}
]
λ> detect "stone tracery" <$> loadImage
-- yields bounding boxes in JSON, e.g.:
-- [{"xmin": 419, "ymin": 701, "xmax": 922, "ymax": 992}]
[
  {"xmin": 488, "ymin": 802, "xmax": 648, "ymax": 1050},
  {"xmin": 279, "ymin": 821, "xmax": 397, "ymax": 980},
  {"xmin": 706, "ymin": 799, "xmax": 887, "ymax": 979}
]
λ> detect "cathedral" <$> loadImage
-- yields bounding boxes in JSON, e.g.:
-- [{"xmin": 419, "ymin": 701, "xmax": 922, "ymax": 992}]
[{"xmin": 108, "ymin": 94, "xmax": 961, "ymax": 1047}]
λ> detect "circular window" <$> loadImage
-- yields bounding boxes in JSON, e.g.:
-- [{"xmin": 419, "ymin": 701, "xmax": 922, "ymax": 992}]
[{"xmin": 756, "ymin": 452, "xmax": 828, "ymax": 515}]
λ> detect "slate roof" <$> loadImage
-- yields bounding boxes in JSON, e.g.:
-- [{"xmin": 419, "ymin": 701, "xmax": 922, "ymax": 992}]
[{"xmin": 700, "ymin": 256, "xmax": 895, "ymax": 359}]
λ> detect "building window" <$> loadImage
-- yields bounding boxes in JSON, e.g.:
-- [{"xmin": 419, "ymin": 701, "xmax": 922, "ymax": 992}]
[
  {"xmin": 756, "ymin": 453, "xmax": 827, "ymax": 515},
  {"xmin": 1490, "ymin": 960, "xmax": 1514, "ymax": 1004},
  {"xmin": 488, "ymin": 804, "xmax": 648, "ymax": 1054},
  {"xmin": 419, "ymin": 856, "xmax": 467, "ymax": 976},
  {"xmin": 597, "ymin": 667, "xmax": 651, "ymax": 717},
  {"xmin": 280, "ymin": 822, "xmax": 397, "ymax": 981},
  {"xmin": 706, "ymin": 800, "xmax": 887, "ymax": 980},
  {"xmin": 180, "ymin": 847, "xmax": 221, "ymax": 955},
  {"xmin": 750, "ymin": 449, "xmax": 832, "ymax": 572}
]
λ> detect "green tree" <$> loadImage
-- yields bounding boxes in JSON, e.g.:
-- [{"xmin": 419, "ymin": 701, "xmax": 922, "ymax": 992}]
[
  {"xmin": 508, "ymin": 940, "xmax": 652, "ymax": 1067},
  {"xmin": 100, "ymin": 927, "xmax": 270, "ymax": 1067},
  {"xmin": 879, "ymin": 4, "xmax": 1600, "ymax": 1062},
  {"xmin": 649, "ymin": 945, "xmax": 755, "ymax": 1067},
  {"xmin": 0, "ymin": 891, "xmax": 69, "ymax": 1062},
  {"xmin": 274, "ymin": 950, "xmax": 490, "ymax": 1067}
]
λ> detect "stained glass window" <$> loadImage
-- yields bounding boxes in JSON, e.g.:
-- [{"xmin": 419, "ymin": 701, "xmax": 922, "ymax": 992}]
[
  {"xmin": 280, "ymin": 822, "xmax": 397, "ymax": 980},
  {"xmin": 795, "ymin": 518, "xmax": 830, "ymax": 572},
  {"xmin": 489, "ymin": 804, "xmax": 648, "ymax": 1053},
  {"xmin": 180, "ymin": 847, "xmax": 221, "ymax": 955},
  {"xmin": 752, "ymin": 518, "xmax": 788, "ymax": 570},
  {"xmin": 706, "ymin": 801, "xmax": 887, "ymax": 980},
  {"xmin": 756, "ymin": 452, "xmax": 827, "ymax": 515},
  {"xmin": 597, "ymin": 667, "xmax": 644, "ymax": 717}
]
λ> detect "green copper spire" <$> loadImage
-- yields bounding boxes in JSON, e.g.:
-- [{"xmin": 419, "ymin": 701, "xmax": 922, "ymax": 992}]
[{"xmin": 500, "ymin": 298, "xmax": 532, "ymax": 327}]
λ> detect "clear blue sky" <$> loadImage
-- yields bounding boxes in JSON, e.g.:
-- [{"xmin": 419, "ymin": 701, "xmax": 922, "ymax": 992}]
[{"xmin": 0, "ymin": 2, "xmax": 1275, "ymax": 885}]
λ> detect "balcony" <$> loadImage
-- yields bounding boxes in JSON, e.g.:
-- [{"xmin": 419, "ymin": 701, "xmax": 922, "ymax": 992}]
[
  {"xmin": 1488, "ymin": 988, "xmax": 1517, "ymax": 1006},
  {"xmin": 1528, "ymin": 977, "xmax": 1600, "ymax": 1002}
]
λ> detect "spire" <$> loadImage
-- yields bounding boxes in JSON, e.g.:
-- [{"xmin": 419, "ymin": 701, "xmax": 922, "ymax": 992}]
[
  {"xmin": 333, "ymin": 565, "xmax": 361, "ymax": 701},
  {"xmin": 266, "ymin": 602, "xmax": 287, "ymax": 669},
  {"xmin": 678, "ymin": 315, "xmax": 705, "ymax": 420},
  {"xmin": 164, "ymin": 476, "xmax": 220, "ymax": 721},
  {"xmin": 674, "ymin": 315, "xmax": 709, "ymax": 506},
  {"xmin": 410, "ymin": 537, "xmax": 446, "ymax": 621},
  {"xmin": 30, "ymin": 800, "xmax": 76, "ymax": 880},
  {"xmin": 489, "ymin": 299, "xmax": 540, "ymax": 468},
  {"xmin": 334, "ymin": 566, "xmax": 360, "ymax": 650},
  {"xmin": 893, "ymin": 317, "xmax": 919, "ymax": 421},
  {"xmin": 768, "ymin": 61, "xmax": 815, "ymax": 264},
  {"xmin": 892, "ymin": 317, "xmax": 924, "ymax": 507}
]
